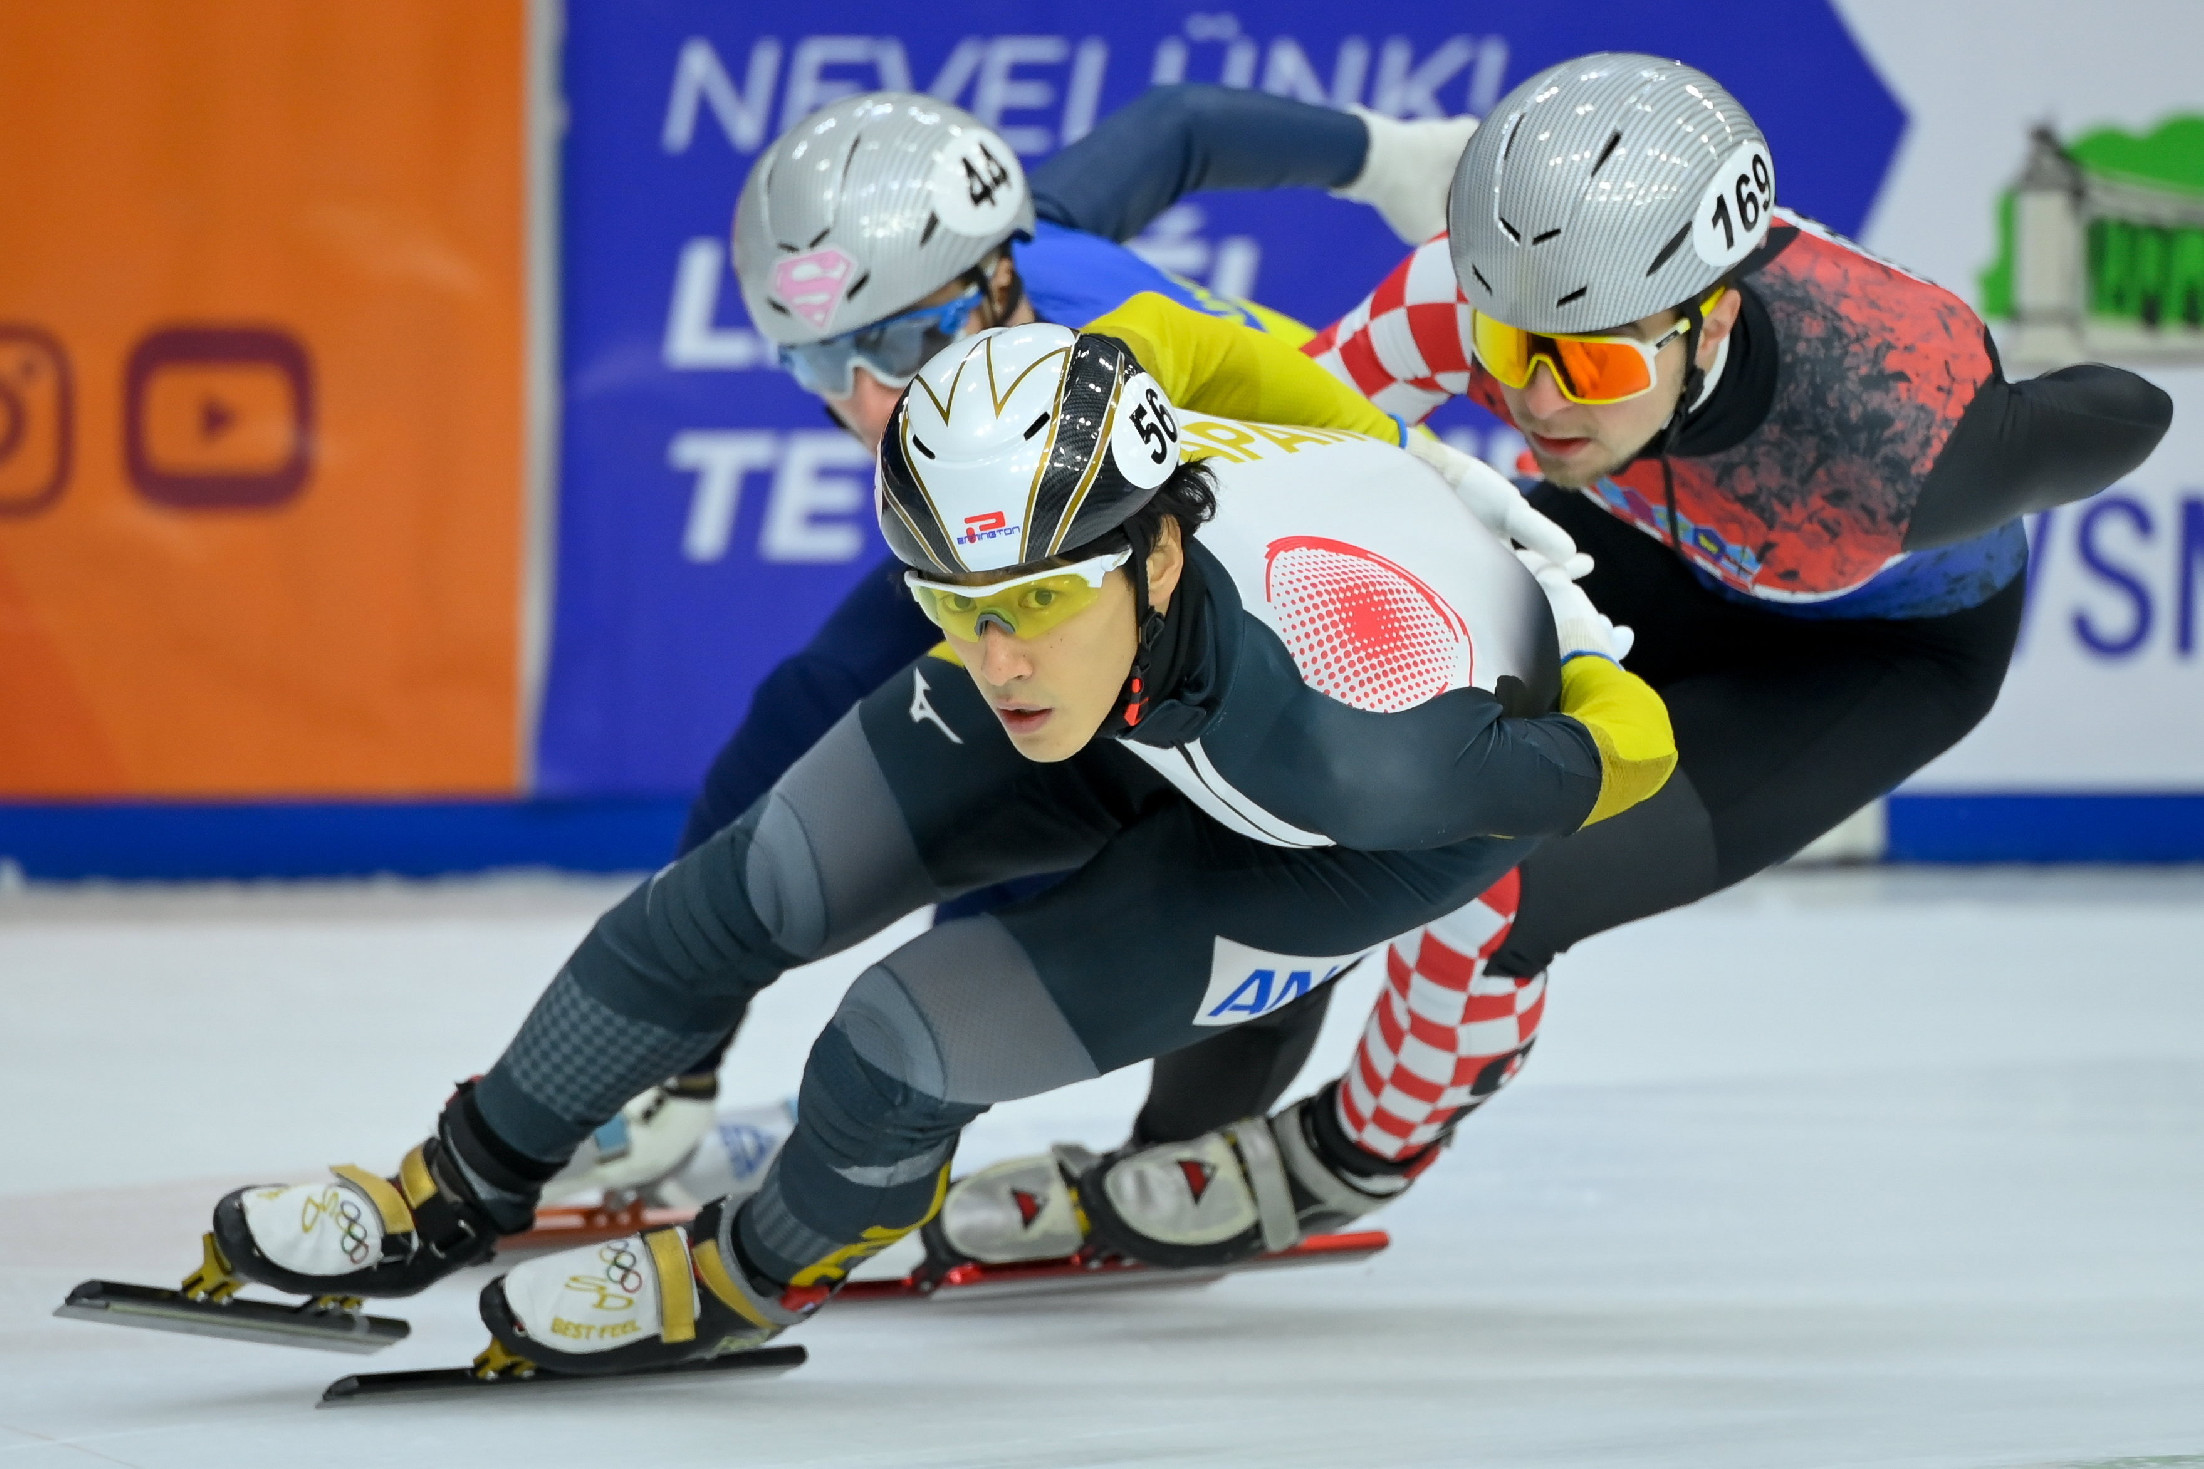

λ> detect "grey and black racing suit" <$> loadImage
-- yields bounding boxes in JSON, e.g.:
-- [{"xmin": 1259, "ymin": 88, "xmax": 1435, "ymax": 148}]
[{"xmin": 465, "ymin": 424, "xmax": 1673, "ymax": 1285}]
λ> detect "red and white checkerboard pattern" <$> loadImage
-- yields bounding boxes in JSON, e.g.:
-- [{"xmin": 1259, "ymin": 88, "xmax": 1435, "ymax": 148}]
[
  {"xmin": 1302, "ymin": 235, "xmax": 1478, "ymax": 427},
  {"xmin": 1335, "ymin": 869, "xmax": 1543, "ymax": 1161}
]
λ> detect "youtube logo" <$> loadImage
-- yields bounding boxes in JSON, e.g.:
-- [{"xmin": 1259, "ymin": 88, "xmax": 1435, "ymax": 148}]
[{"xmin": 125, "ymin": 326, "xmax": 313, "ymax": 509}]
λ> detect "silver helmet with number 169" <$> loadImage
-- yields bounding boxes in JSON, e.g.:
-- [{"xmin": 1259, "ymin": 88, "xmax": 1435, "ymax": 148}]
[{"xmin": 1446, "ymin": 53, "xmax": 1774, "ymax": 335}]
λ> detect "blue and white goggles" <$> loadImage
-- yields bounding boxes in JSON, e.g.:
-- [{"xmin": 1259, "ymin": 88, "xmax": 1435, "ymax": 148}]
[{"xmin": 779, "ymin": 288, "xmax": 986, "ymax": 399}]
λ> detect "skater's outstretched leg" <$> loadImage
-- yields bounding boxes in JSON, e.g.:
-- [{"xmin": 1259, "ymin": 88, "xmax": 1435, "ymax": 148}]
[
  {"xmin": 212, "ymin": 684, "xmax": 1054, "ymax": 1306},
  {"xmin": 1071, "ymin": 873, "xmax": 1543, "ymax": 1268}
]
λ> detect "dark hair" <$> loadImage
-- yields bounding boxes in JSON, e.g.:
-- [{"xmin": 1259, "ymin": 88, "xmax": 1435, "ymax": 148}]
[{"xmin": 1062, "ymin": 457, "xmax": 1218, "ymax": 563}]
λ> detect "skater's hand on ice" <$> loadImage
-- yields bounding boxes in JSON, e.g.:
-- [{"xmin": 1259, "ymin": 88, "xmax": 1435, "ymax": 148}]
[
  {"xmin": 1405, "ymin": 434, "xmax": 1592, "ymax": 578},
  {"xmin": 1518, "ymin": 549, "xmax": 1633, "ymax": 663}
]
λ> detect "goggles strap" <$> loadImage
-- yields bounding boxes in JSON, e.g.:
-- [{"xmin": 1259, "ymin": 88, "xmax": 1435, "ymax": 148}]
[
  {"xmin": 1116, "ymin": 521, "xmax": 1166, "ymax": 729},
  {"xmin": 1654, "ymin": 289, "xmax": 1722, "ymax": 548},
  {"xmin": 965, "ymin": 256, "xmax": 1025, "ymax": 333}
]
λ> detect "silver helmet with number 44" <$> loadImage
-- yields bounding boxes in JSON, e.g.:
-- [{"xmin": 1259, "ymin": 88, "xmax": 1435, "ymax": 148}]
[
  {"xmin": 734, "ymin": 92, "xmax": 1037, "ymax": 347},
  {"xmin": 1446, "ymin": 53, "xmax": 1775, "ymax": 335}
]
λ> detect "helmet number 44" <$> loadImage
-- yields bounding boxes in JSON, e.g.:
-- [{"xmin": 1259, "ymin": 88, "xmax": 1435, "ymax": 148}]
[
  {"xmin": 931, "ymin": 129, "xmax": 1026, "ymax": 236},
  {"xmin": 964, "ymin": 142, "xmax": 1011, "ymax": 208},
  {"xmin": 1693, "ymin": 143, "xmax": 1776, "ymax": 268}
]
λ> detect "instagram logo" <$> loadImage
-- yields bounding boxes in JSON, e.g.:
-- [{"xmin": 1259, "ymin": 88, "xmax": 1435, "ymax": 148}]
[
  {"xmin": 125, "ymin": 326, "xmax": 314, "ymax": 509},
  {"xmin": 0, "ymin": 325, "xmax": 73, "ymax": 517}
]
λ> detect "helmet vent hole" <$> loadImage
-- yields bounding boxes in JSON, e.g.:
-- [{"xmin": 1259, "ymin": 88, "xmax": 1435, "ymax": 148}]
[
  {"xmin": 1497, "ymin": 216, "xmax": 1522, "ymax": 243},
  {"xmin": 805, "ymin": 227, "xmax": 830, "ymax": 249},
  {"xmin": 1646, "ymin": 222, "xmax": 1692, "ymax": 276},
  {"xmin": 1469, "ymin": 264, "xmax": 1492, "ymax": 293},
  {"xmin": 1531, "ymin": 228, "xmax": 1560, "ymax": 246},
  {"xmin": 912, "ymin": 435, "xmax": 935, "ymax": 459},
  {"xmin": 1556, "ymin": 286, "xmax": 1588, "ymax": 307},
  {"xmin": 1023, "ymin": 411, "xmax": 1051, "ymax": 440},
  {"xmin": 1590, "ymin": 131, "xmax": 1623, "ymax": 176},
  {"xmin": 920, "ymin": 212, "xmax": 940, "ymax": 247},
  {"xmin": 845, "ymin": 271, "xmax": 870, "ymax": 300}
]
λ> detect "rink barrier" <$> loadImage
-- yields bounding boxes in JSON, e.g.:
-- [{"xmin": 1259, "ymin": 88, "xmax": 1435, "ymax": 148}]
[
  {"xmin": 0, "ymin": 799, "xmax": 689, "ymax": 881},
  {"xmin": 1884, "ymin": 794, "xmax": 2204, "ymax": 863},
  {"xmin": 0, "ymin": 794, "xmax": 2198, "ymax": 880}
]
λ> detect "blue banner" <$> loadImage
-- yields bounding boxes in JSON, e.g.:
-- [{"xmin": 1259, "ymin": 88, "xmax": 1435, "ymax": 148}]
[{"xmin": 540, "ymin": 0, "xmax": 1904, "ymax": 797}]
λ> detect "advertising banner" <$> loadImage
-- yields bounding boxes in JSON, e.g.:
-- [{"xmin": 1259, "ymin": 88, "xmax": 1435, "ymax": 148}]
[
  {"xmin": 1833, "ymin": 0, "xmax": 2204, "ymax": 798},
  {"xmin": 542, "ymin": 0, "xmax": 1904, "ymax": 797},
  {"xmin": 0, "ymin": 0, "xmax": 530, "ymax": 797}
]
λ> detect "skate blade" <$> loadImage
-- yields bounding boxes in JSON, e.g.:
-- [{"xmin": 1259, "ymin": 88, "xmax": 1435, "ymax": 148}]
[
  {"xmin": 318, "ymin": 1344, "xmax": 807, "ymax": 1406},
  {"xmin": 54, "ymin": 1279, "xmax": 409, "ymax": 1355},
  {"xmin": 499, "ymin": 1200, "xmax": 694, "ymax": 1258},
  {"xmin": 839, "ymin": 1229, "xmax": 1391, "ymax": 1306}
]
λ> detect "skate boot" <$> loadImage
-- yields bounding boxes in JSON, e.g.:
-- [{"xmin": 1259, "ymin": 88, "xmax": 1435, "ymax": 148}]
[
  {"xmin": 917, "ymin": 1143, "xmax": 1098, "ymax": 1272},
  {"xmin": 645, "ymin": 1099, "xmax": 798, "ymax": 1209},
  {"xmin": 475, "ymin": 1197, "xmax": 825, "ymax": 1377},
  {"xmin": 541, "ymin": 1077, "xmax": 723, "ymax": 1205},
  {"xmin": 1078, "ymin": 1083, "xmax": 1418, "ymax": 1269},
  {"xmin": 212, "ymin": 1086, "xmax": 540, "ymax": 1300}
]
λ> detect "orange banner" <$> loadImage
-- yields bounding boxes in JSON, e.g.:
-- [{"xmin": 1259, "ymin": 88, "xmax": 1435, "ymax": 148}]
[{"xmin": 0, "ymin": 0, "xmax": 528, "ymax": 796}]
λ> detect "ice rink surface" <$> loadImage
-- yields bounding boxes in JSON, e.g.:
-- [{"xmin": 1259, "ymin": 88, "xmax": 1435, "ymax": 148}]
[{"xmin": 3, "ymin": 866, "xmax": 2201, "ymax": 1468}]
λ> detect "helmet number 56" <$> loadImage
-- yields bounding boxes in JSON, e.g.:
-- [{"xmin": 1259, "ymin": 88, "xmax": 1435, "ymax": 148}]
[{"xmin": 1130, "ymin": 387, "xmax": 1178, "ymax": 465}]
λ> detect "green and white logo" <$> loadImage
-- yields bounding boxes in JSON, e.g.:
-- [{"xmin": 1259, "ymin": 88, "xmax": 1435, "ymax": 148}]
[{"xmin": 1982, "ymin": 116, "xmax": 2204, "ymax": 366}]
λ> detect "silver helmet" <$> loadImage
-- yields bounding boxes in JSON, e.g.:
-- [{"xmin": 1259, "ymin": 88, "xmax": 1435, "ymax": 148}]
[
  {"xmin": 734, "ymin": 93, "xmax": 1037, "ymax": 348},
  {"xmin": 1446, "ymin": 54, "xmax": 1774, "ymax": 335}
]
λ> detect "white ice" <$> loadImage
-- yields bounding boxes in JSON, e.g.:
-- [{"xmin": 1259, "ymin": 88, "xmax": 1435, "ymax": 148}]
[{"xmin": 3, "ymin": 867, "xmax": 2202, "ymax": 1468}]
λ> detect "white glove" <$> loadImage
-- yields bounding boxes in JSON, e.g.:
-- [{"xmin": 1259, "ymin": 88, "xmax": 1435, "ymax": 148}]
[
  {"xmin": 1517, "ymin": 549, "xmax": 1635, "ymax": 663},
  {"xmin": 1331, "ymin": 108, "xmax": 1478, "ymax": 245},
  {"xmin": 1404, "ymin": 433, "xmax": 1593, "ymax": 579}
]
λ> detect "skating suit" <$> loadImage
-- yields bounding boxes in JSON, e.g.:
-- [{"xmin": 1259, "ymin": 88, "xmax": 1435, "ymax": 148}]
[
  {"xmin": 1305, "ymin": 208, "xmax": 2166, "ymax": 619},
  {"xmin": 472, "ymin": 427, "xmax": 1674, "ymax": 1284},
  {"xmin": 1303, "ymin": 209, "xmax": 2173, "ymax": 982}
]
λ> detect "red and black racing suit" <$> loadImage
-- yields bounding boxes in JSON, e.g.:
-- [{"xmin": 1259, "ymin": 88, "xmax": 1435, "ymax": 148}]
[{"xmin": 1306, "ymin": 210, "xmax": 2172, "ymax": 977}]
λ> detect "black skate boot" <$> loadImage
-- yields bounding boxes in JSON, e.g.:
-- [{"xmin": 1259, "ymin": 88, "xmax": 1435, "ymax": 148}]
[
  {"xmin": 212, "ymin": 1082, "xmax": 544, "ymax": 1301},
  {"xmin": 474, "ymin": 1196, "xmax": 826, "ymax": 1379}
]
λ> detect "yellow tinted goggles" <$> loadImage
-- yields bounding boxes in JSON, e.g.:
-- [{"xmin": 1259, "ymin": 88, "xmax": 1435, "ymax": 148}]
[
  {"xmin": 1470, "ymin": 288, "xmax": 1726, "ymax": 406},
  {"xmin": 905, "ymin": 548, "xmax": 1130, "ymax": 641}
]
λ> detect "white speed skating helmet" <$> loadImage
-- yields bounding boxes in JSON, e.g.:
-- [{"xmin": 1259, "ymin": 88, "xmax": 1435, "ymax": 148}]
[
  {"xmin": 1447, "ymin": 53, "xmax": 1775, "ymax": 334},
  {"xmin": 876, "ymin": 324, "xmax": 1183, "ymax": 576},
  {"xmin": 735, "ymin": 93, "xmax": 1037, "ymax": 348}
]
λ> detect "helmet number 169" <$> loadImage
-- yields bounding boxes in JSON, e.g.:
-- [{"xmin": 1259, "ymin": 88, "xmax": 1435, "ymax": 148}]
[{"xmin": 1693, "ymin": 144, "xmax": 1775, "ymax": 269}]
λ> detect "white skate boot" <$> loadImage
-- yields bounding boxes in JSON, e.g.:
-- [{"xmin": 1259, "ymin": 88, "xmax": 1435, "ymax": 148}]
[
  {"xmin": 541, "ymin": 1082, "xmax": 721, "ymax": 1203},
  {"xmin": 917, "ymin": 1143, "xmax": 1098, "ymax": 1269},
  {"xmin": 643, "ymin": 1100, "xmax": 798, "ymax": 1208}
]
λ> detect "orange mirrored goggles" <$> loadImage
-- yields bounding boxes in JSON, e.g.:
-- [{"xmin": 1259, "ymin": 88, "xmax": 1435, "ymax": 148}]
[{"xmin": 1470, "ymin": 289, "xmax": 1726, "ymax": 406}]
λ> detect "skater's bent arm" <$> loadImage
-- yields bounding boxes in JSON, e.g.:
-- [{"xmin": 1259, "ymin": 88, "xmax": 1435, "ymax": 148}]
[
  {"xmin": 1554, "ymin": 655, "xmax": 1677, "ymax": 828},
  {"xmin": 1905, "ymin": 362, "xmax": 2175, "ymax": 550},
  {"xmin": 1030, "ymin": 85, "xmax": 1365, "ymax": 242},
  {"xmin": 1089, "ymin": 293, "xmax": 1403, "ymax": 444}
]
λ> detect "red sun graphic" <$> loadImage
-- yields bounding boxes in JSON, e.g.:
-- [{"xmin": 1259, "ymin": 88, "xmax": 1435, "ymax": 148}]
[{"xmin": 1263, "ymin": 536, "xmax": 1473, "ymax": 712}]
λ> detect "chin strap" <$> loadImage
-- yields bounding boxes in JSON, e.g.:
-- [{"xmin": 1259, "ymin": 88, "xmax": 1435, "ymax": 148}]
[
  {"xmin": 1117, "ymin": 521, "xmax": 1167, "ymax": 729},
  {"xmin": 1654, "ymin": 295, "xmax": 1716, "ymax": 550},
  {"xmin": 974, "ymin": 258, "xmax": 1027, "ymax": 329}
]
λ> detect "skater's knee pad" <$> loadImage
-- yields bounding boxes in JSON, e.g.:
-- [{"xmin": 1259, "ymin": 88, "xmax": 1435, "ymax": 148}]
[
  {"xmin": 829, "ymin": 918, "xmax": 1099, "ymax": 1106},
  {"xmin": 740, "ymin": 713, "xmax": 936, "ymax": 961}
]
